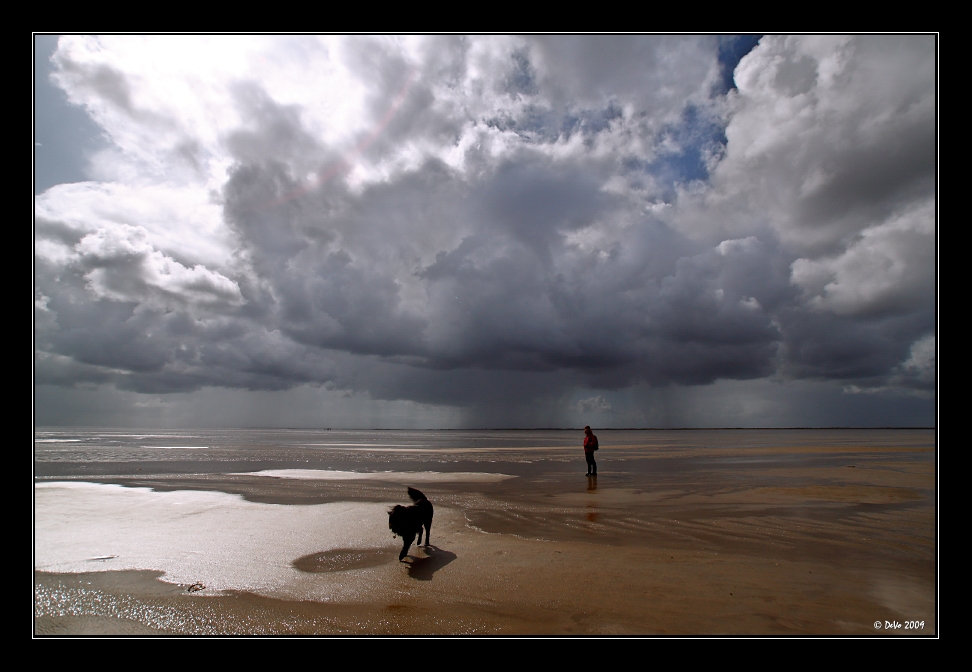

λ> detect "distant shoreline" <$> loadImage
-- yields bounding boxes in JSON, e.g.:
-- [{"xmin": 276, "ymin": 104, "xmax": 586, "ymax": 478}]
[{"xmin": 34, "ymin": 426, "xmax": 936, "ymax": 432}]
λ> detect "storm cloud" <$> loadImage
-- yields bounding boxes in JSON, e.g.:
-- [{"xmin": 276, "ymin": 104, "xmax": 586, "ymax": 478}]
[{"xmin": 34, "ymin": 35, "xmax": 936, "ymax": 427}]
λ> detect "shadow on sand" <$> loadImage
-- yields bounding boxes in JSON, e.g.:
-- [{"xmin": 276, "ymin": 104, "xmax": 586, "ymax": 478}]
[
  {"xmin": 403, "ymin": 545, "xmax": 456, "ymax": 581},
  {"xmin": 293, "ymin": 548, "xmax": 396, "ymax": 573}
]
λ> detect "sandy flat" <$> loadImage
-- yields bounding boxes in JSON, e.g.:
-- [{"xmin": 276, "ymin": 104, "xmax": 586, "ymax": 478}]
[{"xmin": 34, "ymin": 432, "xmax": 936, "ymax": 636}]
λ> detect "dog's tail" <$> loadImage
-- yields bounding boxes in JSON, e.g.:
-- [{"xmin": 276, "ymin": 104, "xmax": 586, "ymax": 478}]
[{"xmin": 407, "ymin": 486, "xmax": 427, "ymax": 503}]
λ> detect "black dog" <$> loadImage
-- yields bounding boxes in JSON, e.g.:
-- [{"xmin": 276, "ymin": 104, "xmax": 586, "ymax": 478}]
[{"xmin": 388, "ymin": 487, "xmax": 433, "ymax": 561}]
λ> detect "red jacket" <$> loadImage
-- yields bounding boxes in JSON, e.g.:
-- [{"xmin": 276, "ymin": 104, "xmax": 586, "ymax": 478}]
[{"xmin": 584, "ymin": 434, "xmax": 598, "ymax": 452}]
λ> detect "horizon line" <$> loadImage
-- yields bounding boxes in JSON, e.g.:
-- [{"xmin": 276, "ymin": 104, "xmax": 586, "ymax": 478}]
[{"xmin": 34, "ymin": 425, "xmax": 937, "ymax": 432}]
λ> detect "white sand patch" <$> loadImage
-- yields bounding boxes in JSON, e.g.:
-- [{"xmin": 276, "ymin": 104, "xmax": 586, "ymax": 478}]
[
  {"xmin": 34, "ymin": 481, "xmax": 401, "ymax": 602},
  {"xmin": 240, "ymin": 469, "xmax": 516, "ymax": 483}
]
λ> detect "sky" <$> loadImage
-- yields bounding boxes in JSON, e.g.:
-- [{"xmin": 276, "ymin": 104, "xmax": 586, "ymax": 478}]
[{"xmin": 33, "ymin": 35, "xmax": 937, "ymax": 428}]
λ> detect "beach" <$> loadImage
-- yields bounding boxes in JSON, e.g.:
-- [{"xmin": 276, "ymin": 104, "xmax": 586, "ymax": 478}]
[{"xmin": 34, "ymin": 429, "xmax": 936, "ymax": 635}]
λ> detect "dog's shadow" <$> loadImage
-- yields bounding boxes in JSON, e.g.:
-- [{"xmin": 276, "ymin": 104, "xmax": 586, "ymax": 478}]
[{"xmin": 402, "ymin": 545, "xmax": 457, "ymax": 581}]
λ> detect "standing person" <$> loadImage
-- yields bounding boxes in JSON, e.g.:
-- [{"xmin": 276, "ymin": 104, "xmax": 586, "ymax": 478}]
[{"xmin": 583, "ymin": 426, "xmax": 598, "ymax": 476}]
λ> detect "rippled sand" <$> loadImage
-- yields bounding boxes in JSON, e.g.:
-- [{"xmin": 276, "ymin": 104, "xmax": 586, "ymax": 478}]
[{"xmin": 34, "ymin": 429, "xmax": 936, "ymax": 635}]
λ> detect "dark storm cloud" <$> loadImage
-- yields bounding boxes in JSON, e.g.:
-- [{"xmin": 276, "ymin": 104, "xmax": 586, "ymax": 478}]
[
  {"xmin": 34, "ymin": 36, "xmax": 936, "ymax": 424},
  {"xmin": 779, "ymin": 307, "xmax": 934, "ymax": 384},
  {"xmin": 211, "ymin": 102, "xmax": 789, "ymax": 389},
  {"xmin": 472, "ymin": 159, "xmax": 609, "ymax": 251},
  {"xmin": 794, "ymin": 123, "xmax": 935, "ymax": 238}
]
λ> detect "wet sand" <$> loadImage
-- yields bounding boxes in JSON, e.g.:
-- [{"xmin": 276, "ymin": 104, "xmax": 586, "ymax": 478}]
[{"xmin": 34, "ymin": 430, "xmax": 936, "ymax": 635}]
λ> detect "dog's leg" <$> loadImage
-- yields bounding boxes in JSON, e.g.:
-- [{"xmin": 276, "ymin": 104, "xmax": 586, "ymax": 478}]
[{"xmin": 400, "ymin": 532, "xmax": 415, "ymax": 561}]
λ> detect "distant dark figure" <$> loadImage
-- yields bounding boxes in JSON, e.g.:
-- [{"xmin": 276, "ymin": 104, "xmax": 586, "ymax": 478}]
[
  {"xmin": 584, "ymin": 425, "xmax": 598, "ymax": 476},
  {"xmin": 388, "ymin": 487, "xmax": 434, "ymax": 561}
]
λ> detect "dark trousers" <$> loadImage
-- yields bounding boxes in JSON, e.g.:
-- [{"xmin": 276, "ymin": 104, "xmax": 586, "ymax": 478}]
[{"xmin": 585, "ymin": 451, "xmax": 597, "ymax": 474}]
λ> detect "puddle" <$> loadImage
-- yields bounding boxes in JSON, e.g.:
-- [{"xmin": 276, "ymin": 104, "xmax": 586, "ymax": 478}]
[{"xmin": 293, "ymin": 548, "xmax": 396, "ymax": 573}]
